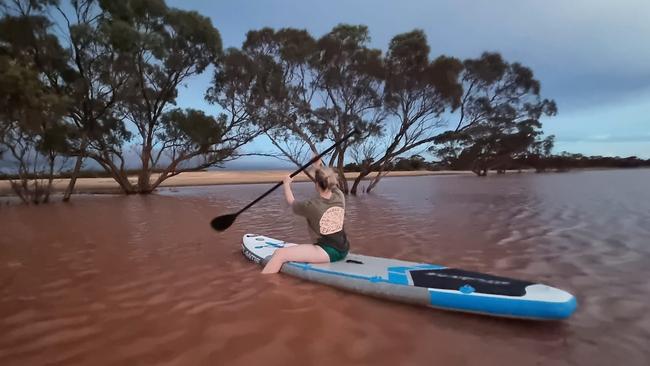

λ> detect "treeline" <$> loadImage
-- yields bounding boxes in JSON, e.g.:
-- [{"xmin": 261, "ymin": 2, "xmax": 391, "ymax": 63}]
[
  {"xmin": 342, "ymin": 153, "xmax": 650, "ymax": 173},
  {"xmin": 440, "ymin": 150, "xmax": 650, "ymax": 172},
  {"xmin": 522, "ymin": 153, "xmax": 650, "ymax": 172},
  {"xmin": 1, "ymin": 0, "xmax": 558, "ymax": 203},
  {"xmin": 345, "ymin": 155, "xmax": 436, "ymax": 172}
]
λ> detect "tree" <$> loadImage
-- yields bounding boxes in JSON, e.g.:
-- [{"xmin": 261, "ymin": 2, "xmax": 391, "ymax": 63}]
[
  {"xmin": 232, "ymin": 27, "xmax": 322, "ymax": 180},
  {"xmin": 393, "ymin": 155, "xmax": 427, "ymax": 171},
  {"xmin": 0, "ymin": 55, "xmax": 71, "ymax": 204},
  {"xmin": 0, "ymin": 0, "xmax": 74, "ymax": 203},
  {"xmin": 225, "ymin": 25, "xmax": 384, "ymax": 193},
  {"xmin": 311, "ymin": 25, "xmax": 385, "ymax": 192},
  {"xmin": 63, "ymin": 0, "xmax": 234, "ymax": 194},
  {"xmin": 349, "ymin": 30, "xmax": 462, "ymax": 194},
  {"xmin": 524, "ymin": 134, "xmax": 555, "ymax": 172},
  {"xmin": 432, "ymin": 52, "xmax": 557, "ymax": 176},
  {"xmin": 52, "ymin": 0, "xmax": 132, "ymax": 201},
  {"xmin": 206, "ymin": 31, "xmax": 308, "ymax": 177}
]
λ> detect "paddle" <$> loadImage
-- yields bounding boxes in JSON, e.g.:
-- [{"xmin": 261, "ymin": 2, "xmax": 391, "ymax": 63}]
[{"xmin": 210, "ymin": 128, "xmax": 360, "ymax": 232}]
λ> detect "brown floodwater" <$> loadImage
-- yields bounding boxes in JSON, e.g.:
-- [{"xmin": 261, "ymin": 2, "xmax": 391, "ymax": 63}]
[{"xmin": 1, "ymin": 169, "xmax": 649, "ymax": 365}]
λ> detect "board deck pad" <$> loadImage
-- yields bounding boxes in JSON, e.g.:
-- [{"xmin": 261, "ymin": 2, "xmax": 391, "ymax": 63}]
[
  {"xmin": 409, "ymin": 268, "xmax": 534, "ymax": 296},
  {"xmin": 241, "ymin": 234, "xmax": 577, "ymax": 320}
]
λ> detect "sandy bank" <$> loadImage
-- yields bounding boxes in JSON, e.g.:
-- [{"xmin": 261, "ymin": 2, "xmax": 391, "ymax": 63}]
[{"xmin": 0, "ymin": 170, "xmax": 475, "ymax": 195}]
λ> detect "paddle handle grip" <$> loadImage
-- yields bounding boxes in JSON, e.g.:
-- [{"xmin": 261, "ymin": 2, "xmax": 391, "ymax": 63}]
[{"xmin": 236, "ymin": 129, "xmax": 359, "ymax": 215}]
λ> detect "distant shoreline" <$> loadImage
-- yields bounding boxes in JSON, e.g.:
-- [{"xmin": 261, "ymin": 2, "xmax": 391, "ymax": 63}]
[
  {"xmin": 0, "ymin": 170, "xmax": 474, "ymax": 196},
  {"xmin": 2, "ymin": 167, "xmax": 648, "ymax": 197}
]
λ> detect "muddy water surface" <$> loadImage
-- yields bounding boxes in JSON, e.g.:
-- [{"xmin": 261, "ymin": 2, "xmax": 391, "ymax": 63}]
[{"xmin": 1, "ymin": 169, "xmax": 649, "ymax": 365}]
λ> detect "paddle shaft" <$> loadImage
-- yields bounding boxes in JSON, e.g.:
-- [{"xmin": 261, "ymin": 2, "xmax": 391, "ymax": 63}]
[{"xmin": 235, "ymin": 129, "xmax": 357, "ymax": 216}]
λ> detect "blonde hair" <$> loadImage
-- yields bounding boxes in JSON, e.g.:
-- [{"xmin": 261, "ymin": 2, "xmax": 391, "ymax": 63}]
[{"xmin": 314, "ymin": 166, "xmax": 338, "ymax": 191}]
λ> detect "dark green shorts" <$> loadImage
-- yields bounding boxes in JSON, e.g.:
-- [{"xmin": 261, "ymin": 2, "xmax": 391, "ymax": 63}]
[{"xmin": 317, "ymin": 244, "xmax": 348, "ymax": 262}]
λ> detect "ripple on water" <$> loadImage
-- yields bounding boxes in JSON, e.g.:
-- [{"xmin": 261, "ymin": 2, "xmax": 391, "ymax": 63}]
[{"xmin": 0, "ymin": 169, "xmax": 649, "ymax": 365}]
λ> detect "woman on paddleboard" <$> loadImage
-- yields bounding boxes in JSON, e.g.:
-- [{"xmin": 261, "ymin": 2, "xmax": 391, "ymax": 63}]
[{"xmin": 262, "ymin": 155, "xmax": 349, "ymax": 274}]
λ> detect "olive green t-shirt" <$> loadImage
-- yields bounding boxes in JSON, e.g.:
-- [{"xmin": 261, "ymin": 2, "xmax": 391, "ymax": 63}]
[{"xmin": 291, "ymin": 187, "xmax": 348, "ymax": 252}]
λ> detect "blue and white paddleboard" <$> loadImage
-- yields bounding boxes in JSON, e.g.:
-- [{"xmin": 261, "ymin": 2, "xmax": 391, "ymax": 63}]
[{"xmin": 242, "ymin": 234, "xmax": 577, "ymax": 320}]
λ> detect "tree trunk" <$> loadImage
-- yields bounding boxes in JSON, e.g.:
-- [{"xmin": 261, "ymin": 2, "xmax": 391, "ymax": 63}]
[
  {"xmin": 9, "ymin": 180, "xmax": 28, "ymax": 204},
  {"xmin": 43, "ymin": 156, "xmax": 55, "ymax": 203},
  {"xmin": 366, "ymin": 169, "xmax": 387, "ymax": 194},
  {"xmin": 366, "ymin": 175, "xmax": 381, "ymax": 193},
  {"xmin": 63, "ymin": 139, "xmax": 88, "ymax": 202},
  {"xmin": 138, "ymin": 146, "xmax": 152, "ymax": 193},
  {"xmin": 335, "ymin": 148, "xmax": 348, "ymax": 194},
  {"xmin": 115, "ymin": 173, "xmax": 137, "ymax": 194},
  {"xmin": 472, "ymin": 166, "xmax": 488, "ymax": 177},
  {"xmin": 471, "ymin": 158, "xmax": 489, "ymax": 177},
  {"xmin": 471, "ymin": 166, "xmax": 482, "ymax": 176},
  {"xmin": 337, "ymin": 169, "xmax": 348, "ymax": 194},
  {"xmin": 350, "ymin": 169, "xmax": 370, "ymax": 195},
  {"xmin": 91, "ymin": 155, "xmax": 138, "ymax": 194}
]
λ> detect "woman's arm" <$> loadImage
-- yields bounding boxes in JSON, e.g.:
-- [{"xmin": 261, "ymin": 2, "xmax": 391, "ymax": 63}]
[{"xmin": 283, "ymin": 175, "xmax": 295, "ymax": 206}]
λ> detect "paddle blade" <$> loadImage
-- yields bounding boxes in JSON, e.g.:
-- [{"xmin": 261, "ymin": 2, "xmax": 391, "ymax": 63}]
[{"xmin": 210, "ymin": 213, "xmax": 238, "ymax": 231}]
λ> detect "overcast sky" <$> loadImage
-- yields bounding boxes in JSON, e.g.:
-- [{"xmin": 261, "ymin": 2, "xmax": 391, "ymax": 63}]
[{"xmin": 168, "ymin": 0, "xmax": 650, "ymax": 165}]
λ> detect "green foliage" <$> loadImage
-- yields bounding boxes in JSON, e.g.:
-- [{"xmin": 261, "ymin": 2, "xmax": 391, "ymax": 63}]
[
  {"xmin": 0, "ymin": 3, "xmax": 73, "ymax": 203},
  {"xmin": 1, "ymin": 1, "xmax": 565, "ymax": 200},
  {"xmin": 159, "ymin": 108, "xmax": 225, "ymax": 152},
  {"xmin": 213, "ymin": 24, "xmax": 386, "ymax": 192},
  {"xmin": 393, "ymin": 155, "xmax": 427, "ymax": 171},
  {"xmin": 87, "ymin": 0, "xmax": 227, "ymax": 193},
  {"xmin": 431, "ymin": 52, "xmax": 557, "ymax": 176},
  {"xmin": 311, "ymin": 24, "xmax": 384, "ymax": 144},
  {"xmin": 350, "ymin": 30, "xmax": 462, "ymax": 193},
  {"xmin": 1, "ymin": 0, "xmax": 237, "ymax": 197}
]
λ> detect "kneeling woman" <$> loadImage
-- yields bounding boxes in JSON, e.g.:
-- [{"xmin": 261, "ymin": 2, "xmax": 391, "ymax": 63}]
[{"xmin": 262, "ymin": 159, "xmax": 349, "ymax": 274}]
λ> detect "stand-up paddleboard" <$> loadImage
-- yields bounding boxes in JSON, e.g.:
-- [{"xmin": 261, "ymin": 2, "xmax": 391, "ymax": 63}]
[{"xmin": 242, "ymin": 234, "xmax": 577, "ymax": 320}]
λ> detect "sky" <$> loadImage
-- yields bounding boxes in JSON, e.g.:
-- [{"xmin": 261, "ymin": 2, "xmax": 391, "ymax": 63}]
[{"xmin": 163, "ymin": 0, "xmax": 650, "ymax": 167}]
